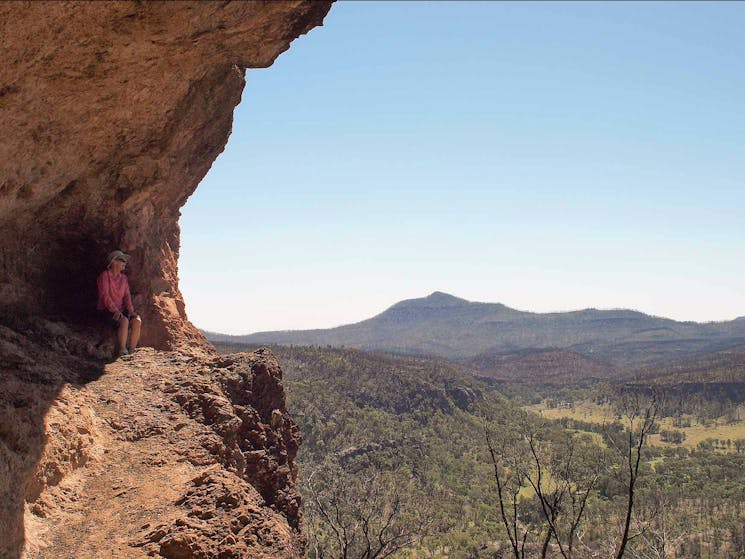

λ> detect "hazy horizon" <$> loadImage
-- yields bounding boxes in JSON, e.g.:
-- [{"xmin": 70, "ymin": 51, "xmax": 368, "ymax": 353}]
[
  {"xmin": 179, "ymin": 2, "xmax": 745, "ymax": 334},
  {"xmin": 200, "ymin": 290, "xmax": 745, "ymax": 337}
]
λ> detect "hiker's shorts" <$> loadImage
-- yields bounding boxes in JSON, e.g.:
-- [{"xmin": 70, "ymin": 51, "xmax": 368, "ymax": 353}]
[{"xmin": 101, "ymin": 310, "xmax": 133, "ymax": 331}]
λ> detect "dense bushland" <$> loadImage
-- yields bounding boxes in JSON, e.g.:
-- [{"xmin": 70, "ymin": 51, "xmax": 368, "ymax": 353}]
[{"xmin": 215, "ymin": 343, "xmax": 745, "ymax": 558}]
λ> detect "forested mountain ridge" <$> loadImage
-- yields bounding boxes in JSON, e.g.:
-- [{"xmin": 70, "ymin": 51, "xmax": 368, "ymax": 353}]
[
  {"xmin": 466, "ymin": 347, "xmax": 624, "ymax": 383},
  {"xmin": 630, "ymin": 345, "xmax": 745, "ymax": 384},
  {"xmin": 204, "ymin": 292, "xmax": 745, "ymax": 369}
]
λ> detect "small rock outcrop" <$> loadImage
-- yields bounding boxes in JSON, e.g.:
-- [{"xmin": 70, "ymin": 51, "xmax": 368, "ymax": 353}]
[
  {"xmin": 15, "ymin": 346, "xmax": 302, "ymax": 559},
  {"xmin": 0, "ymin": 2, "xmax": 332, "ymax": 558}
]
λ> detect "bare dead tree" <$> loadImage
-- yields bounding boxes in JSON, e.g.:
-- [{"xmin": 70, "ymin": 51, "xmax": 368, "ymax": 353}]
[
  {"xmin": 612, "ymin": 387, "xmax": 661, "ymax": 559},
  {"xmin": 524, "ymin": 429, "xmax": 602, "ymax": 559},
  {"xmin": 304, "ymin": 460, "xmax": 432, "ymax": 559},
  {"xmin": 484, "ymin": 387, "xmax": 661, "ymax": 559},
  {"xmin": 627, "ymin": 490, "xmax": 685, "ymax": 559},
  {"xmin": 485, "ymin": 424, "xmax": 541, "ymax": 559}
]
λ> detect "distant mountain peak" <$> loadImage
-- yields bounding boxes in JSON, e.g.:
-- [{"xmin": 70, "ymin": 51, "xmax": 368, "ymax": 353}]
[
  {"xmin": 210, "ymin": 293, "xmax": 745, "ymax": 370},
  {"xmin": 391, "ymin": 292, "xmax": 471, "ymax": 310},
  {"xmin": 425, "ymin": 291, "xmax": 469, "ymax": 303}
]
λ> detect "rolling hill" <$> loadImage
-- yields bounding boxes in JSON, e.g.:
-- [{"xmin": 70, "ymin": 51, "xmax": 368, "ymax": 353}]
[{"xmin": 204, "ymin": 292, "xmax": 745, "ymax": 369}]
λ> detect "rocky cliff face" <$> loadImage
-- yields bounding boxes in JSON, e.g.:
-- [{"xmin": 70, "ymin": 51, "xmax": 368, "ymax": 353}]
[
  {"xmin": 0, "ymin": 0, "xmax": 331, "ymax": 349},
  {"xmin": 0, "ymin": 2, "xmax": 332, "ymax": 558}
]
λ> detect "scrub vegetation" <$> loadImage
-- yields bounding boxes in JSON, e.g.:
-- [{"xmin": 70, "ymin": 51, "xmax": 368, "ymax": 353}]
[{"xmin": 215, "ymin": 342, "xmax": 745, "ymax": 559}]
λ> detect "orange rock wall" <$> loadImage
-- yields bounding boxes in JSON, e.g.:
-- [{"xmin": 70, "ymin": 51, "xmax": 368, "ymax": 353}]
[{"xmin": 0, "ymin": 1, "xmax": 332, "ymax": 349}]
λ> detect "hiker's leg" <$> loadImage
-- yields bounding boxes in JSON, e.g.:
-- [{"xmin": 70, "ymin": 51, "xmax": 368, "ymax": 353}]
[
  {"xmin": 129, "ymin": 316, "xmax": 141, "ymax": 350},
  {"xmin": 116, "ymin": 317, "xmax": 129, "ymax": 354}
]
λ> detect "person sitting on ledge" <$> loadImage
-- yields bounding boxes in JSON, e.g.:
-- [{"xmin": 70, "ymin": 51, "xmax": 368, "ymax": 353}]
[{"xmin": 97, "ymin": 249, "xmax": 141, "ymax": 358}]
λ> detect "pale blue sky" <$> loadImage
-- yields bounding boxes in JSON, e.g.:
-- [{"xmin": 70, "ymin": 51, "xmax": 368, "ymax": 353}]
[{"xmin": 180, "ymin": 1, "xmax": 745, "ymax": 334}]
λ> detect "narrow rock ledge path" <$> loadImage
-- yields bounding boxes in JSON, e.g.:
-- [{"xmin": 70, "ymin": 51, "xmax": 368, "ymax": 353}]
[{"xmin": 22, "ymin": 348, "xmax": 302, "ymax": 559}]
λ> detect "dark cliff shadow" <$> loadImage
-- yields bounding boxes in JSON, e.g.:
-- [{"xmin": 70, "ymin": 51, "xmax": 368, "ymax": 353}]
[{"xmin": 0, "ymin": 317, "xmax": 107, "ymax": 559}]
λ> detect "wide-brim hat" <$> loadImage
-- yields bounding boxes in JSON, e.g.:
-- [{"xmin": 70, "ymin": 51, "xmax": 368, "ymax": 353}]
[{"xmin": 107, "ymin": 250, "xmax": 131, "ymax": 266}]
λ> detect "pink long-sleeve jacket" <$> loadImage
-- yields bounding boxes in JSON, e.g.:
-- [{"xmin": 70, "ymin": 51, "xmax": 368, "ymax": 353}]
[{"xmin": 97, "ymin": 270, "xmax": 134, "ymax": 315}]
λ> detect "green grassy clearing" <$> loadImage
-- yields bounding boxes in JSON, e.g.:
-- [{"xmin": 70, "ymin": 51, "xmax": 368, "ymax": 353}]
[
  {"xmin": 526, "ymin": 401, "xmax": 745, "ymax": 451},
  {"xmin": 526, "ymin": 401, "xmax": 615, "ymax": 423}
]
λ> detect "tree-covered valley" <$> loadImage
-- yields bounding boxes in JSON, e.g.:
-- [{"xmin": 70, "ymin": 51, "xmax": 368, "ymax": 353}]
[{"xmin": 214, "ymin": 342, "xmax": 745, "ymax": 559}]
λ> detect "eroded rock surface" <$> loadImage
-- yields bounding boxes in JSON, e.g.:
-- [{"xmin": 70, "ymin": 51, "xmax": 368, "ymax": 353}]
[
  {"xmin": 1, "ymin": 2, "xmax": 332, "ymax": 558},
  {"xmin": 14, "ymin": 346, "xmax": 302, "ymax": 559},
  {"xmin": 0, "ymin": 0, "xmax": 331, "ymax": 349}
]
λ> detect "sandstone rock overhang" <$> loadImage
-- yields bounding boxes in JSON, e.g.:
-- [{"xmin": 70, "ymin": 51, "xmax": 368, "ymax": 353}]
[{"xmin": 0, "ymin": 1, "xmax": 333, "ymax": 349}]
